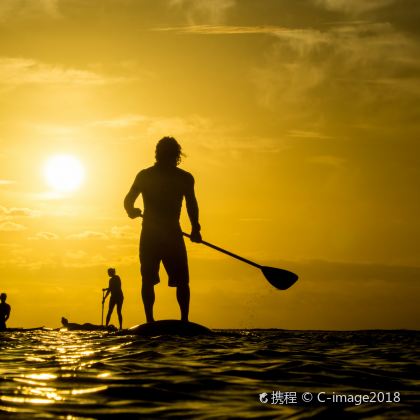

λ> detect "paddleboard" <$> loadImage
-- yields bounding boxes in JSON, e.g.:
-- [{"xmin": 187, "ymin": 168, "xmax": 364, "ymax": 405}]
[
  {"xmin": 61, "ymin": 324, "xmax": 117, "ymax": 332},
  {"xmin": 126, "ymin": 320, "xmax": 213, "ymax": 336}
]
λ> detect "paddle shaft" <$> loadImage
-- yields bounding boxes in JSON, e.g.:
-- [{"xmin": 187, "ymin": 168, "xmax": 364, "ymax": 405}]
[
  {"xmin": 183, "ymin": 232, "xmax": 261, "ymax": 269},
  {"xmin": 135, "ymin": 214, "xmax": 262, "ymax": 270},
  {"xmin": 101, "ymin": 290, "xmax": 106, "ymax": 326}
]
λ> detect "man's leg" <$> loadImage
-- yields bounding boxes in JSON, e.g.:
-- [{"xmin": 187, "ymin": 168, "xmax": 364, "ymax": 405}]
[
  {"xmin": 141, "ymin": 283, "xmax": 155, "ymax": 323},
  {"xmin": 106, "ymin": 301, "xmax": 115, "ymax": 326},
  {"xmin": 116, "ymin": 301, "xmax": 123, "ymax": 330},
  {"xmin": 140, "ymin": 229, "xmax": 159, "ymax": 323},
  {"xmin": 165, "ymin": 233, "xmax": 190, "ymax": 322},
  {"xmin": 176, "ymin": 284, "xmax": 190, "ymax": 322}
]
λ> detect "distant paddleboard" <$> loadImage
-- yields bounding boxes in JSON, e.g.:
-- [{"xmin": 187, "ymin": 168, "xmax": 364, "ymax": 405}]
[
  {"xmin": 61, "ymin": 324, "xmax": 117, "ymax": 332},
  {"xmin": 127, "ymin": 320, "xmax": 213, "ymax": 336}
]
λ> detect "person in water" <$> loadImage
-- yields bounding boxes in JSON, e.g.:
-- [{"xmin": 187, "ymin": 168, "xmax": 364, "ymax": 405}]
[
  {"xmin": 0, "ymin": 293, "xmax": 11, "ymax": 331},
  {"xmin": 103, "ymin": 267, "xmax": 124, "ymax": 329},
  {"xmin": 124, "ymin": 136, "xmax": 202, "ymax": 323},
  {"xmin": 61, "ymin": 317, "xmax": 117, "ymax": 331}
]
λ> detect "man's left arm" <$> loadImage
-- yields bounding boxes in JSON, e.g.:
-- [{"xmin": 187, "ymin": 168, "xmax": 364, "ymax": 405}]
[{"xmin": 185, "ymin": 174, "xmax": 202, "ymax": 243}]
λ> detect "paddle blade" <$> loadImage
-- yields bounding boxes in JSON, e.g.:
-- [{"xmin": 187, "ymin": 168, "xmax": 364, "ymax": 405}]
[{"xmin": 261, "ymin": 266, "xmax": 298, "ymax": 290}]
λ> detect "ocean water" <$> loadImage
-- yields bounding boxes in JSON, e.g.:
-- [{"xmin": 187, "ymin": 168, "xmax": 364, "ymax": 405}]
[{"xmin": 0, "ymin": 329, "xmax": 418, "ymax": 419}]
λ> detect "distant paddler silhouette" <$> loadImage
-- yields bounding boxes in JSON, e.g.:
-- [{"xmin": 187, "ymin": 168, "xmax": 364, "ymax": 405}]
[
  {"xmin": 0, "ymin": 293, "xmax": 11, "ymax": 331},
  {"xmin": 61, "ymin": 317, "xmax": 117, "ymax": 332},
  {"xmin": 102, "ymin": 268, "xmax": 124, "ymax": 330}
]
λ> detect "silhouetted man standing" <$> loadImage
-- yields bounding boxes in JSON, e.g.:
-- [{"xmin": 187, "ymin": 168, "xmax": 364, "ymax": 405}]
[
  {"xmin": 103, "ymin": 268, "xmax": 124, "ymax": 329},
  {"xmin": 0, "ymin": 293, "xmax": 11, "ymax": 331},
  {"xmin": 124, "ymin": 137, "xmax": 201, "ymax": 323}
]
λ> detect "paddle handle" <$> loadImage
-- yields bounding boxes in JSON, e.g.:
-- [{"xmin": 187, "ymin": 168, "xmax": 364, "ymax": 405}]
[{"xmin": 182, "ymin": 232, "xmax": 262, "ymax": 269}]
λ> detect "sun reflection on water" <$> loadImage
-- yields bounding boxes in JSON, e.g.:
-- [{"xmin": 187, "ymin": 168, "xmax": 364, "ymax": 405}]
[
  {"xmin": 26, "ymin": 373, "xmax": 57, "ymax": 381},
  {"xmin": 0, "ymin": 395, "xmax": 52, "ymax": 405},
  {"xmin": 0, "ymin": 330, "xmax": 113, "ymax": 412}
]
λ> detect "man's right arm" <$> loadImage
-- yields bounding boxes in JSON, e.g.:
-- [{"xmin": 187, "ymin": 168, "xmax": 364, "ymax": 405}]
[
  {"xmin": 124, "ymin": 172, "xmax": 143, "ymax": 219},
  {"xmin": 103, "ymin": 289, "xmax": 110, "ymax": 301},
  {"xmin": 103, "ymin": 279, "xmax": 112, "ymax": 301}
]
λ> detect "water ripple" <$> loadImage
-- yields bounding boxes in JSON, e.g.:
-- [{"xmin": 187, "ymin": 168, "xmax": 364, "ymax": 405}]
[{"xmin": 0, "ymin": 329, "xmax": 418, "ymax": 418}]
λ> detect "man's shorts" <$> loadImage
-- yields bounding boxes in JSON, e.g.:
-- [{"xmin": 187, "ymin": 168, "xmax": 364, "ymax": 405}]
[{"xmin": 140, "ymin": 226, "xmax": 189, "ymax": 287}]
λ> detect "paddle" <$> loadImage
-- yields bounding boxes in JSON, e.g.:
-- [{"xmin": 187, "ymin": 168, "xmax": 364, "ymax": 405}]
[
  {"xmin": 182, "ymin": 232, "xmax": 298, "ymax": 290},
  {"xmin": 133, "ymin": 212, "xmax": 298, "ymax": 290}
]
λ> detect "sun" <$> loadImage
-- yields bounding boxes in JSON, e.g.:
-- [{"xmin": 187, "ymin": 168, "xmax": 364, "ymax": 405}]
[{"xmin": 43, "ymin": 155, "xmax": 85, "ymax": 192}]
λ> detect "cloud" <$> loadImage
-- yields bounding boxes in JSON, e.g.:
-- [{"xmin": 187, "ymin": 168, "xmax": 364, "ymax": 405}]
[
  {"xmin": 156, "ymin": 24, "xmax": 329, "ymax": 47},
  {"xmin": 0, "ymin": 221, "xmax": 26, "ymax": 231},
  {"xmin": 91, "ymin": 112, "xmax": 288, "ymax": 157},
  {"xmin": 63, "ymin": 250, "xmax": 107, "ymax": 268},
  {"xmin": 307, "ymin": 155, "xmax": 346, "ymax": 168},
  {"xmin": 31, "ymin": 192, "xmax": 68, "ymax": 201},
  {"xmin": 287, "ymin": 130, "xmax": 333, "ymax": 140},
  {"xmin": 91, "ymin": 113, "xmax": 212, "ymax": 139},
  {"xmin": 0, "ymin": 179, "xmax": 15, "ymax": 185},
  {"xmin": 91, "ymin": 114, "xmax": 147, "ymax": 128},
  {"xmin": 29, "ymin": 231, "xmax": 59, "ymax": 240},
  {"xmin": 67, "ymin": 231, "xmax": 109, "ymax": 240},
  {"xmin": 251, "ymin": 21, "xmax": 420, "ymax": 122},
  {"xmin": 288, "ymin": 259, "xmax": 420, "ymax": 284},
  {"xmin": 92, "ymin": 112, "xmax": 289, "ymax": 158},
  {"xmin": 0, "ymin": 57, "xmax": 124, "ymax": 88},
  {"xmin": 169, "ymin": 0, "xmax": 235, "ymax": 24},
  {"xmin": 0, "ymin": 0, "xmax": 61, "ymax": 21},
  {"xmin": 110, "ymin": 225, "xmax": 138, "ymax": 240},
  {"xmin": 116, "ymin": 255, "xmax": 138, "ymax": 266},
  {"xmin": 66, "ymin": 227, "xmax": 138, "ymax": 241},
  {"xmin": 62, "ymin": 251, "xmax": 135, "ymax": 268},
  {"xmin": 155, "ymin": 24, "xmax": 285, "ymax": 35},
  {"xmin": 0, "ymin": 243, "xmax": 19, "ymax": 248},
  {"xmin": 0, "ymin": 205, "xmax": 40, "ymax": 217},
  {"xmin": 65, "ymin": 250, "xmax": 87, "ymax": 260},
  {"xmin": 155, "ymin": 25, "xmax": 331, "ymax": 56},
  {"xmin": 155, "ymin": 24, "xmax": 333, "ymax": 59},
  {"xmin": 314, "ymin": 0, "xmax": 395, "ymax": 14}
]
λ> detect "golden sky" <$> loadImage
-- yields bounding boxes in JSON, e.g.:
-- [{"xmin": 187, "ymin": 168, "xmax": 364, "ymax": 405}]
[{"xmin": 1, "ymin": 0, "xmax": 419, "ymax": 329}]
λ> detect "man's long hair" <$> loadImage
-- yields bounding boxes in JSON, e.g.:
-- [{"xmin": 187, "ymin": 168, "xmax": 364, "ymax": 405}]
[{"xmin": 155, "ymin": 137, "xmax": 183, "ymax": 166}]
